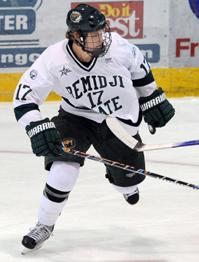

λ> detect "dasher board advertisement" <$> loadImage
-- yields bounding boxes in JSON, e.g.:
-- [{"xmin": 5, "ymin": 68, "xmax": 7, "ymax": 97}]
[
  {"xmin": 0, "ymin": 0, "xmax": 66, "ymax": 71},
  {"xmin": 0, "ymin": 0, "xmax": 169, "ymax": 71},
  {"xmin": 170, "ymin": 0, "xmax": 199, "ymax": 67}
]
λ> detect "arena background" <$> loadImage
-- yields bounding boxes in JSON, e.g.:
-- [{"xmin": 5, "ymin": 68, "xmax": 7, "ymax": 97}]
[{"xmin": 0, "ymin": 0, "xmax": 199, "ymax": 101}]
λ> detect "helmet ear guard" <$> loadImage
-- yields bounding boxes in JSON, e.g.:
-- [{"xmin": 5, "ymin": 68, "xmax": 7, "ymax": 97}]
[
  {"xmin": 65, "ymin": 30, "xmax": 88, "ymax": 51},
  {"xmin": 66, "ymin": 4, "xmax": 112, "ymax": 57}
]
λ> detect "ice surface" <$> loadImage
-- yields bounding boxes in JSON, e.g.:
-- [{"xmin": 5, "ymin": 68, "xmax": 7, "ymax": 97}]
[{"xmin": 0, "ymin": 98, "xmax": 199, "ymax": 262}]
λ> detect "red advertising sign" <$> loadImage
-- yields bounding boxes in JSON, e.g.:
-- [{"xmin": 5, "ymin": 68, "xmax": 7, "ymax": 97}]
[
  {"xmin": 71, "ymin": 1, "xmax": 144, "ymax": 39},
  {"xmin": 176, "ymin": 38, "xmax": 199, "ymax": 57}
]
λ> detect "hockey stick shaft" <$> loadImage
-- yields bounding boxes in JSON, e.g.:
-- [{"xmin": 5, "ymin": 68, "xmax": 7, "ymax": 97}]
[
  {"xmin": 62, "ymin": 148, "xmax": 199, "ymax": 191},
  {"xmin": 135, "ymin": 139, "xmax": 199, "ymax": 152},
  {"xmin": 106, "ymin": 116, "xmax": 199, "ymax": 152}
]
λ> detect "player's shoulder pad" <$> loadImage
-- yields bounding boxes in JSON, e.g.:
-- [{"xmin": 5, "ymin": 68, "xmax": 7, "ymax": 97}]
[
  {"xmin": 40, "ymin": 39, "xmax": 69, "ymax": 67},
  {"xmin": 110, "ymin": 32, "xmax": 143, "ymax": 64},
  {"xmin": 111, "ymin": 32, "xmax": 130, "ymax": 47},
  {"xmin": 111, "ymin": 32, "xmax": 140, "ymax": 57}
]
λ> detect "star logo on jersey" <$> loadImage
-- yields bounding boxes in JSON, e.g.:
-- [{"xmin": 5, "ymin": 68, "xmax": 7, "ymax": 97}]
[{"xmin": 60, "ymin": 66, "xmax": 72, "ymax": 77}]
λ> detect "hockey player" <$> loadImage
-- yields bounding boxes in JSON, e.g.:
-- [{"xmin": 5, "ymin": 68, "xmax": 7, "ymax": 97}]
[{"xmin": 13, "ymin": 4, "xmax": 175, "ymax": 252}]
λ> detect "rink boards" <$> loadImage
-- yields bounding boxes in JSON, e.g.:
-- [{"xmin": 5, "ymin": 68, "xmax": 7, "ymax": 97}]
[{"xmin": 1, "ymin": 67, "xmax": 199, "ymax": 101}]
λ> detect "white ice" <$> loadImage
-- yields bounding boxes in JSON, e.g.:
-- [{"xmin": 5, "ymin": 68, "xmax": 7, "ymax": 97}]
[{"xmin": 0, "ymin": 98, "xmax": 199, "ymax": 262}]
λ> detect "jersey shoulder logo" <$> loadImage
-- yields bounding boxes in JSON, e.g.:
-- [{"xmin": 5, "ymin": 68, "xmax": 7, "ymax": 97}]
[
  {"xmin": 30, "ymin": 69, "xmax": 38, "ymax": 80},
  {"xmin": 60, "ymin": 66, "xmax": 72, "ymax": 77}
]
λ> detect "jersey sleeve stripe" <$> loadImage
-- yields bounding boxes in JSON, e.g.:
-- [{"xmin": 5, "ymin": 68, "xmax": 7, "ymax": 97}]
[
  {"xmin": 132, "ymin": 71, "xmax": 154, "ymax": 87},
  {"xmin": 14, "ymin": 103, "xmax": 40, "ymax": 121}
]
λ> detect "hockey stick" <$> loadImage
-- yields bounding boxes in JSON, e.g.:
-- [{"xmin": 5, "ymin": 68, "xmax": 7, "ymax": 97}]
[
  {"xmin": 62, "ymin": 147, "xmax": 199, "ymax": 191},
  {"xmin": 106, "ymin": 116, "xmax": 199, "ymax": 152}
]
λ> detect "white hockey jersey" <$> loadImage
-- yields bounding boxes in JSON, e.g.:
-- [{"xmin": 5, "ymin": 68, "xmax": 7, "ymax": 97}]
[{"xmin": 13, "ymin": 32, "xmax": 157, "ymax": 135}]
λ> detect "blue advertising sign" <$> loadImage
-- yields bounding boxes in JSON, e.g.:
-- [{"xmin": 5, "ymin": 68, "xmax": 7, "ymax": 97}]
[
  {"xmin": 0, "ymin": 0, "xmax": 40, "ymax": 8},
  {"xmin": 0, "ymin": 47, "xmax": 45, "ymax": 67},
  {"xmin": 0, "ymin": 0, "xmax": 44, "ymax": 68},
  {"xmin": 0, "ymin": 44, "xmax": 159, "ymax": 68},
  {"xmin": 136, "ymin": 44, "xmax": 160, "ymax": 63},
  {"xmin": 0, "ymin": 9, "xmax": 36, "ymax": 34},
  {"xmin": 189, "ymin": 0, "xmax": 199, "ymax": 19}
]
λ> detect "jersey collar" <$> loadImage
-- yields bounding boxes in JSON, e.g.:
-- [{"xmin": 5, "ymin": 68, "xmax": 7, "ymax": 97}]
[{"xmin": 66, "ymin": 40, "xmax": 97, "ymax": 72}]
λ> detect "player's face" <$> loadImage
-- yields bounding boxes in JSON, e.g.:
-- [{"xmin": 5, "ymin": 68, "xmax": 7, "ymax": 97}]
[
  {"xmin": 84, "ymin": 30, "xmax": 103, "ymax": 51},
  {"xmin": 70, "ymin": 24, "xmax": 111, "ymax": 58}
]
